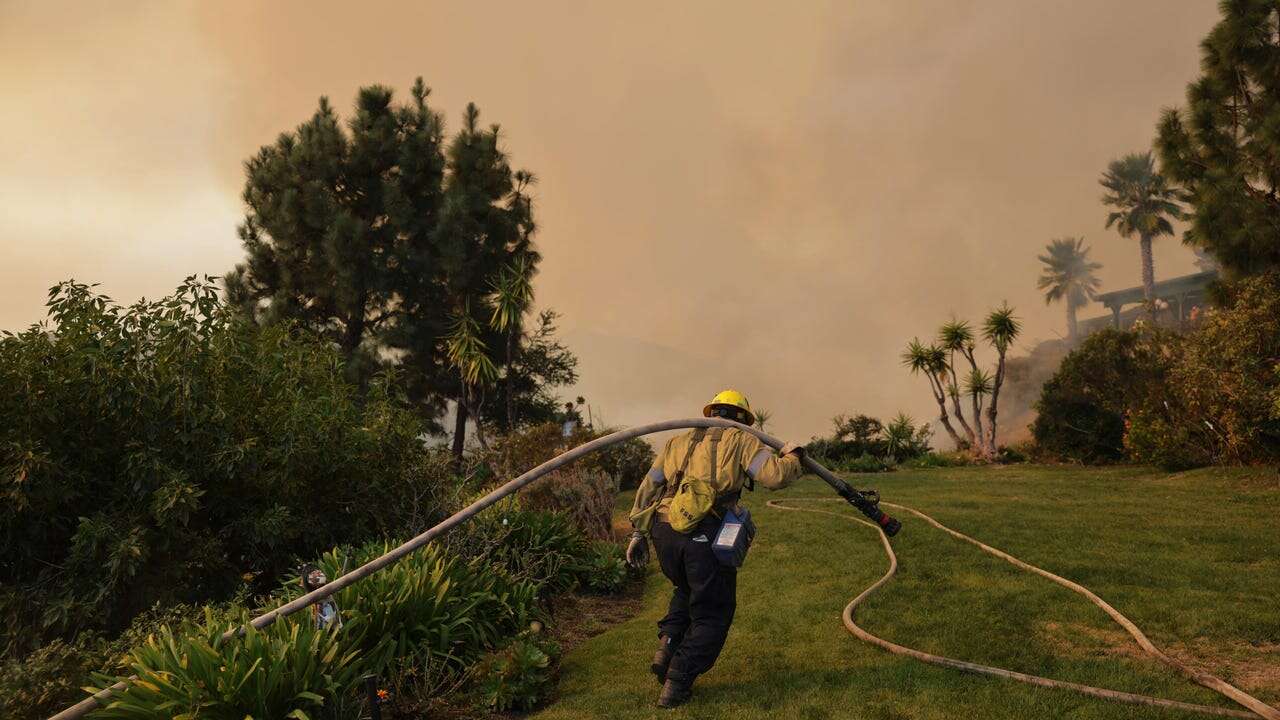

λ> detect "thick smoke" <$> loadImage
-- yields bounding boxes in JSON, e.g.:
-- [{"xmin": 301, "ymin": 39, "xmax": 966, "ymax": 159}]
[{"xmin": 0, "ymin": 1, "xmax": 1216, "ymax": 442}]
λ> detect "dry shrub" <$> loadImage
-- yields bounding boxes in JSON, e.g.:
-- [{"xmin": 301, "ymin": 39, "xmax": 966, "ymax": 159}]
[{"xmin": 518, "ymin": 465, "xmax": 618, "ymax": 541}]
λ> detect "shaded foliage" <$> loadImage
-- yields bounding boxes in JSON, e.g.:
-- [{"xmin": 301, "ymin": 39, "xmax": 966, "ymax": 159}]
[
  {"xmin": 1034, "ymin": 273, "xmax": 1280, "ymax": 468},
  {"xmin": 0, "ymin": 279, "xmax": 432, "ymax": 656},
  {"xmin": 1157, "ymin": 0, "xmax": 1280, "ymax": 276},
  {"xmin": 805, "ymin": 412, "xmax": 931, "ymax": 470},
  {"xmin": 1031, "ymin": 328, "xmax": 1172, "ymax": 463}
]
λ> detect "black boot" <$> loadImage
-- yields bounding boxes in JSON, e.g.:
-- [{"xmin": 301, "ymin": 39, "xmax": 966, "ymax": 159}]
[
  {"xmin": 657, "ymin": 675, "xmax": 693, "ymax": 709},
  {"xmin": 651, "ymin": 635, "xmax": 676, "ymax": 684}
]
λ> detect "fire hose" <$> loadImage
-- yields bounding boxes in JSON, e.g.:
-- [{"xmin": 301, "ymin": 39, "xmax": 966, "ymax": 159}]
[
  {"xmin": 48, "ymin": 417, "xmax": 1277, "ymax": 719},
  {"xmin": 48, "ymin": 417, "xmax": 894, "ymax": 720},
  {"xmin": 767, "ymin": 497, "xmax": 1280, "ymax": 720}
]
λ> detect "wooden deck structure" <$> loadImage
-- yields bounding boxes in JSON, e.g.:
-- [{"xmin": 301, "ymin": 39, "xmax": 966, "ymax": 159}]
[{"xmin": 1077, "ymin": 269, "xmax": 1219, "ymax": 334}]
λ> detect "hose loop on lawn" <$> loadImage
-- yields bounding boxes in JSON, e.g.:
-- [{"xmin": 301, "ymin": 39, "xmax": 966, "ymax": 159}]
[{"xmin": 767, "ymin": 497, "xmax": 1279, "ymax": 720}]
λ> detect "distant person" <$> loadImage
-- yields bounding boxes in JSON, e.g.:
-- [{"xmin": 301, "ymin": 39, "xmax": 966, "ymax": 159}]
[
  {"xmin": 561, "ymin": 401, "xmax": 579, "ymax": 438},
  {"xmin": 626, "ymin": 390, "xmax": 804, "ymax": 708}
]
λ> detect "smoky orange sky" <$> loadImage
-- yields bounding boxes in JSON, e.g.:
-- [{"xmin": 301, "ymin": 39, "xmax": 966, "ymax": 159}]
[{"xmin": 0, "ymin": 1, "xmax": 1217, "ymax": 443}]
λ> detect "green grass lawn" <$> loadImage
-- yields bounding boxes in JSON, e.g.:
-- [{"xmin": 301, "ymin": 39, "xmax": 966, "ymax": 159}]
[{"xmin": 532, "ymin": 465, "xmax": 1280, "ymax": 720}]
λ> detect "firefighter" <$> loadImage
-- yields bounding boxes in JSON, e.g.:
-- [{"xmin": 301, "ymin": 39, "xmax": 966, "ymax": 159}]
[{"xmin": 626, "ymin": 390, "xmax": 804, "ymax": 708}]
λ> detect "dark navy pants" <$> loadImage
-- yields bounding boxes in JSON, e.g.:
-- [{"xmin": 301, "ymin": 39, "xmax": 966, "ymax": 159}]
[{"xmin": 651, "ymin": 516, "xmax": 737, "ymax": 683}]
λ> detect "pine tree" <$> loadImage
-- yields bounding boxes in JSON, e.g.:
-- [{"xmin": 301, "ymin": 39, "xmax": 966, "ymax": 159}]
[
  {"xmin": 226, "ymin": 79, "xmax": 446, "ymax": 381},
  {"xmin": 1157, "ymin": 0, "xmax": 1280, "ymax": 276},
  {"xmin": 226, "ymin": 79, "xmax": 561, "ymax": 457}
]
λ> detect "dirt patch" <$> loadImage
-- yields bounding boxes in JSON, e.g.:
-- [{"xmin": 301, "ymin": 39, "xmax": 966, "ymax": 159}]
[
  {"xmin": 1164, "ymin": 639, "xmax": 1280, "ymax": 697},
  {"xmin": 544, "ymin": 575, "xmax": 647, "ymax": 657},
  {"xmin": 1038, "ymin": 622, "xmax": 1280, "ymax": 698},
  {"xmin": 1038, "ymin": 620, "xmax": 1143, "ymax": 659}
]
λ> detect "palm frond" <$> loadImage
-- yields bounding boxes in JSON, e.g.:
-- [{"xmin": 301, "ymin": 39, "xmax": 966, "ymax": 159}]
[{"xmin": 982, "ymin": 304, "xmax": 1021, "ymax": 351}]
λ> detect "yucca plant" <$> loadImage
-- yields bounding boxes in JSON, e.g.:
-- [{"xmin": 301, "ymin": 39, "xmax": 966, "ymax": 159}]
[
  {"xmin": 980, "ymin": 304, "xmax": 1021, "ymax": 457},
  {"xmin": 883, "ymin": 413, "xmax": 930, "ymax": 463},
  {"xmin": 902, "ymin": 339, "xmax": 964, "ymax": 449}
]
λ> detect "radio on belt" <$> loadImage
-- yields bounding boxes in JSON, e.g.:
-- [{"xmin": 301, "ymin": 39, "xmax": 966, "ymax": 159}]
[{"xmin": 712, "ymin": 505, "xmax": 756, "ymax": 567}]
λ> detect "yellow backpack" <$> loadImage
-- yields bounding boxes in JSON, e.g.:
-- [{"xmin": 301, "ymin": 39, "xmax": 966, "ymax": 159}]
[{"xmin": 666, "ymin": 428, "xmax": 724, "ymax": 533}]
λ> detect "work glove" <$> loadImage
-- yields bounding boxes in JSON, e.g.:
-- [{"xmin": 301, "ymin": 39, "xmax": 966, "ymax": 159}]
[
  {"xmin": 626, "ymin": 532, "xmax": 650, "ymax": 569},
  {"xmin": 779, "ymin": 441, "xmax": 804, "ymax": 457}
]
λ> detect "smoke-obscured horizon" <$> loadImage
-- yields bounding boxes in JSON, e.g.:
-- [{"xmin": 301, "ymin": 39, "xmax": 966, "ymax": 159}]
[{"xmin": 0, "ymin": 1, "xmax": 1218, "ymax": 442}]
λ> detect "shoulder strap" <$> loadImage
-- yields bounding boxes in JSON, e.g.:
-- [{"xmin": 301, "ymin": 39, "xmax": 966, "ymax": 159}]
[
  {"xmin": 663, "ymin": 428, "xmax": 707, "ymax": 499},
  {"xmin": 707, "ymin": 428, "xmax": 724, "ymax": 487}
]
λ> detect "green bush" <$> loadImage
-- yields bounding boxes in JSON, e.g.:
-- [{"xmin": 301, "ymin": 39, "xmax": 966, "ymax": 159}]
[
  {"xmin": 0, "ymin": 279, "xmax": 434, "ymax": 655},
  {"xmin": 90, "ymin": 609, "xmax": 364, "ymax": 720},
  {"xmin": 806, "ymin": 412, "xmax": 930, "ymax": 469},
  {"xmin": 579, "ymin": 541, "xmax": 628, "ymax": 595},
  {"xmin": 1031, "ymin": 327, "xmax": 1172, "ymax": 464},
  {"xmin": 473, "ymin": 634, "xmax": 561, "ymax": 712},
  {"xmin": 1033, "ymin": 274, "xmax": 1280, "ymax": 469},
  {"xmin": 0, "ymin": 639, "xmax": 102, "ymax": 720},
  {"xmin": 840, "ymin": 454, "xmax": 893, "ymax": 473},
  {"xmin": 584, "ymin": 430, "xmax": 656, "ymax": 490},
  {"xmin": 905, "ymin": 451, "xmax": 973, "ymax": 469},
  {"xmin": 1125, "ymin": 273, "xmax": 1280, "ymax": 469},
  {"xmin": 0, "ymin": 601, "xmax": 227, "ymax": 720},
  {"xmin": 82, "ymin": 502, "xmax": 600, "ymax": 719}
]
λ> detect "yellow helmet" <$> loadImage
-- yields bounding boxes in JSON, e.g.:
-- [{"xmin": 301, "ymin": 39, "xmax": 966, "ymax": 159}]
[{"xmin": 703, "ymin": 389, "xmax": 754, "ymax": 426}]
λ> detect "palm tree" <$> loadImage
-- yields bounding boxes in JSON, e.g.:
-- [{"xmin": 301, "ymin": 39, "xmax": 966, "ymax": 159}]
[
  {"xmin": 754, "ymin": 409, "xmax": 772, "ymax": 432},
  {"xmin": 488, "ymin": 255, "xmax": 536, "ymax": 429},
  {"xmin": 981, "ymin": 304, "xmax": 1021, "ymax": 457},
  {"xmin": 1100, "ymin": 153, "xmax": 1181, "ymax": 321},
  {"xmin": 902, "ymin": 338, "xmax": 965, "ymax": 449},
  {"xmin": 1036, "ymin": 237, "xmax": 1102, "ymax": 342},
  {"xmin": 937, "ymin": 319, "xmax": 979, "ymax": 448},
  {"xmin": 444, "ymin": 301, "xmax": 499, "ymax": 459}
]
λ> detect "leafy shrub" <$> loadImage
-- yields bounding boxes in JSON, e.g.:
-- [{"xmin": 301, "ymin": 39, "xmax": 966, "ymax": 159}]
[
  {"xmin": 997, "ymin": 445, "xmax": 1028, "ymax": 464},
  {"xmin": 84, "ymin": 502, "xmax": 600, "ymax": 719},
  {"xmin": 1031, "ymin": 327, "xmax": 1172, "ymax": 464},
  {"xmin": 883, "ymin": 413, "xmax": 932, "ymax": 462},
  {"xmin": 807, "ymin": 412, "xmax": 931, "ymax": 469},
  {"xmin": 579, "ymin": 541, "xmax": 627, "ymax": 595},
  {"xmin": 89, "ymin": 609, "xmax": 364, "ymax": 720},
  {"xmin": 473, "ymin": 634, "xmax": 561, "ymax": 712},
  {"xmin": 517, "ymin": 465, "xmax": 619, "ymax": 540},
  {"xmin": 0, "ymin": 601, "xmax": 228, "ymax": 720},
  {"xmin": 0, "ymin": 279, "xmax": 434, "ymax": 655},
  {"xmin": 1033, "ymin": 274, "xmax": 1280, "ymax": 469},
  {"xmin": 1125, "ymin": 273, "xmax": 1280, "ymax": 468},
  {"xmin": 0, "ymin": 639, "xmax": 102, "ymax": 720},
  {"xmin": 584, "ymin": 430, "xmax": 656, "ymax": 491},
  {"xmin": 494, "ymin": 421, "xmax": 654, "ymax": 491},
  {"xmin": 281, "ymin": 543, "xmax": 540, "ymax": 678},
  {"xmin": 840, "ymin": 454, "xmax": 893, "ymax": 473},
  {"xmin": 905, "ymin": 451, "xmax": 973, "ymax": 469}
]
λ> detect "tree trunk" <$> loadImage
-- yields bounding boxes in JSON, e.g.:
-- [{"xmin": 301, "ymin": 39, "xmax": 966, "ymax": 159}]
[
  {"xmin": 984, "ymin": 351, "xmax": 1008, "ymax": 458},
  {"xmin": 451, "ymin": 395, "xmax": 468, "ymax": 475},
  {"xmin": 340, "ymin": 293, "xmax": 368, "ymax": 359},
  {"xmin": 466, "ymin": 392, "xmax": 491, "ymax": 452},
  {"xmin": 505, "ymin": 329, "xmax": 517, "ymax": 430},
  {"xmin": 948, "ymin": 385, "xmax": 976, "ymax": 449},
  {"xmin": 962, "ymin": 349, "xmax": 985, "ymax": 448},
  {"xmin": 1067, "ymin": 302, "xmax": 1078, "ymax": 343},
  {"xmin": 945, "ymin": 352, "xmax": 976, "ymax": 447},
  {"xmin": 928, "ymin": 374, "xmax": 965, "ymax": 450},
  {"xmin": 1140, "ymin": 233, "xmax": 1156, "ymax": 323}
]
